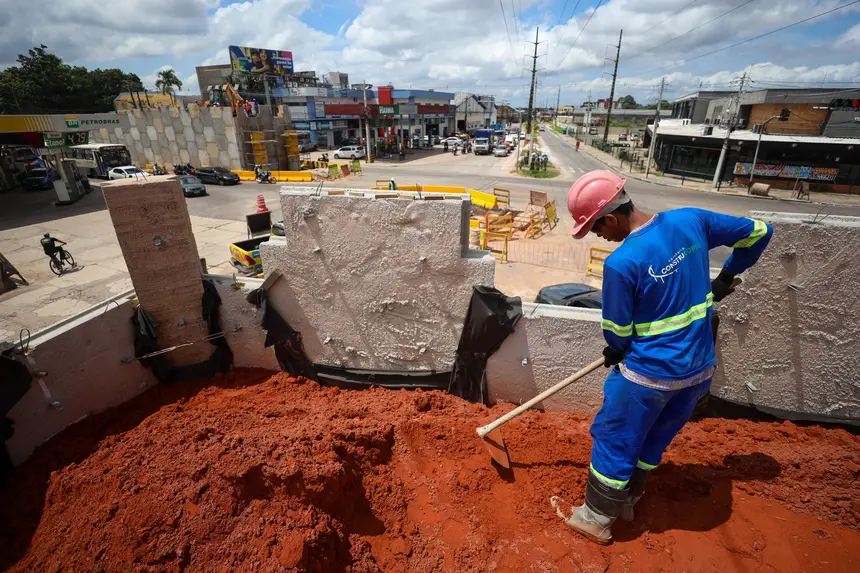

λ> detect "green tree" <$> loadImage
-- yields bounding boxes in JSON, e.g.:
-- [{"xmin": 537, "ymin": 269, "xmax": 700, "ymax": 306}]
[
  {"xmin": 0, "ymin": 45, "xmax": 145, "ymax": 113},
  {"xmin": 618, "ymin": 94, "xmax": 638, "ymax": 108},
  {"xmin": 155, "ymin": 68, "xmax": 182, "ymax": 103}
]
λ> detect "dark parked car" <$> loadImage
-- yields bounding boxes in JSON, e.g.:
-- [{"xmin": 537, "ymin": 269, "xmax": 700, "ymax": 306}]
[
  {"xmin": 194, "ymin": 167, "xmax": 240, "ymax": 185},
  {"xmin": 535, "ymin": 283, "xmax": 602, "ymax": 309},
  {"xmin": 22, "ymin": 167, "xmax": 60, "ymax": 191},
  {"xmin": 179, "ymin": 175, "xmax": 207, "ymax": 197}
]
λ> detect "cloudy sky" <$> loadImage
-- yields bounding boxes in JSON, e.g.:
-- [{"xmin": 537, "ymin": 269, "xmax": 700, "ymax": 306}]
[{"xmin": 1, "ymin": 0, "xmax": 859, "ymax": 106}]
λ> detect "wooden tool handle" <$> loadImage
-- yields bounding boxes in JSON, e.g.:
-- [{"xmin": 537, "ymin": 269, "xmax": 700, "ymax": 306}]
[{"xmin": 477, "ymin": 357, "xmax": 605, "ymax": 438}]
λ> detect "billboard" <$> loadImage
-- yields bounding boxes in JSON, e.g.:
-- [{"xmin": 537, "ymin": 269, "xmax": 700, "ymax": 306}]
[{"xmin": 229, "ymin": 45, "xmax": 294, "ymax": 75}]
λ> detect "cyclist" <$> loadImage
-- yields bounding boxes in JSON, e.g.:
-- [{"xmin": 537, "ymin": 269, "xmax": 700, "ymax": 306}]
[{"xmin": 40, "ymin": 233, "xmax": 66, "ymax": 267}]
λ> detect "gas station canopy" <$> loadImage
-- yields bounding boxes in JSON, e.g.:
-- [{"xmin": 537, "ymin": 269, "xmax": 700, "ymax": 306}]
[{"xmin": 0, "ymin": 113, "xmax": 130, "ymax": 147}]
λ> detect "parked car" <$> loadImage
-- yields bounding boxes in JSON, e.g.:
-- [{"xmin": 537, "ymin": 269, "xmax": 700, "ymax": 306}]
[
  {"xmin": 588, "ymin": 127, "xmax": 599, "ymax": 135},
  {"xmin": 333, "ymin": 145, "xmax": 366, "ymax": 160},
  {"xmin": 618, "ymin": 133, "xmax": 628, "ymax": 141},
  {"xmin": 108, "ymin": 165, "xmax": 152, "ymax": 180},
  {"xmin": 493, "ymin": 146, "xmax": 509, "ymax": 157},
  {"xmin": 631, "ymin": 133, "xmax": 641, "ymax": 141},
  {"xmin": 179, "ymin": 175, "xmax": 207, "ymax": 197},
  {"xmin": 22, "ymin": 167, "xmax": 60, "ymax": 191},
  {"xmin": 194, "ymin": 167, "xmax": 240, "ymax": 185},
  {"xmin": 535, "ymin": 283, "xmax": 602, "ymax": 309},
  {"xmin": 441, "ymin": 137, "xmax": 463, "ymax": 145}
]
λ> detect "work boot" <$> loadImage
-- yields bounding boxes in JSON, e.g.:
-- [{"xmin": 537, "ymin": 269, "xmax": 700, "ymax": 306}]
[
  {"xmin": 620, "ymin": 466, "xmax": 652, "ymax": 522},
  {"xmin": 556, "ymin": 471, "xmax": 628, "ymax": 545}
]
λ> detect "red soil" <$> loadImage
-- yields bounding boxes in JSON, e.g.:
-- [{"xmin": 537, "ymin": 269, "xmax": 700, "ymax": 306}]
[{"xmin": 1, "ymin": 369, "xmax": 859, "ymax": 572}]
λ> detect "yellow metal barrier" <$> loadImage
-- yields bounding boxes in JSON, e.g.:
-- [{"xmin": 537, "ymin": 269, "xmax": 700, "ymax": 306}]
[
  {"xmin": 468, "ymin": 189, "xmax": 498, "ymax": 210},
  {"xmin": 493, "ymin": 187, "xmax": 511, "ymax": 208},
  {"xmin": 486, "ymin": 213, "xmax": 513, "ymax": 238},
  {"xmin": 480, "ymin": 230, "xmax": 509, "ymax": 263},
  {"xmin": 544, "ymin": 200, "xmax": 559, "ymax": 230},
  {"xmin": 587, "ymin": 247, "xmax": 613, "ymax": 278}
]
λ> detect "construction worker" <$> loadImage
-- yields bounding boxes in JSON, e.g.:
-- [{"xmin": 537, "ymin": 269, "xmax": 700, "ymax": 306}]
[{"xmin": 557, "ymin": 170, "xmax": 773, "ymax": 545}]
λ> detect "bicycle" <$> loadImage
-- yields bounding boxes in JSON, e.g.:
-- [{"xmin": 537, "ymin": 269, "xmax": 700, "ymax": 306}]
[{"xmin": 49, "ymin": 249, "xmax": 76, "ymax": 276}]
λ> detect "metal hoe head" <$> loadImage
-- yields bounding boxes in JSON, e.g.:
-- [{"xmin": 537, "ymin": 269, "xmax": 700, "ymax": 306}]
[{"xmin": 478, "ymin": 426, "xmax": 510, "ymax": 469}]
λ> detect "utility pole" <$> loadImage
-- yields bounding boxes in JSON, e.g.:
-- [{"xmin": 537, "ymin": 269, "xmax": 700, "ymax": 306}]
[
  {"xmin": 602, "ymin": 29, "xmax": 622, "ymax": 144},
  {"xmin": 362, "ymin": 81, "xmax": 373, "ymax": 162},
  {"xmin": 645, "ymin": 77, "xmax": 665, "ymax": 178},
  {"xmin": 712, "ymin": 71, "xmax": 747, "ymax": 187},
  {"xmin": 526, "ymin": 26, "xmax": 540, "ymax": 151},
  {"xmin": 554, "ymin": 85, "xmax": 561, "ymax": 126}
]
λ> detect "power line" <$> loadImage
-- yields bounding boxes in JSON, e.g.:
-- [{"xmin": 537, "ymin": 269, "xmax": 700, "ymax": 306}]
[
  {"xmin": 635, "ymin": 0, "xmax": 757, "ymax": 59},
  {"xmin": 510, "ymin": 0, "xmax": 520, "ymax": 44},
  {"xmin": 552, "ymin": 0, "xmax": 583, "ymax": 62},
  {"xmin": 553, "ymin": 0, "xmax": 603, "ymax": 72},
  {"xmin": 626, "ymin": 0, "xmax": 860, "ymax": 78},
  {"xmin": 657, "ymin": 0, "xmax": 701, "ymax": 27},
  {"xmin": 557, "ymin": 0, "xmax": 570, "ymax": 25},
  {"xmin": 499, "ymin": 0, "xmax": 517, "ymax": 60}
]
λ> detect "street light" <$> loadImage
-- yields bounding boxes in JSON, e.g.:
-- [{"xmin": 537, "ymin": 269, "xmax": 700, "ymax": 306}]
[{"xmin": 749, "ymin": 109, "xmax": 790, "ymax": 187}]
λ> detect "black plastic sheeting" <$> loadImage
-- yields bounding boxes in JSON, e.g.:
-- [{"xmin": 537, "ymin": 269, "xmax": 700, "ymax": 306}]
[
  {"xmin": 246, "ymin": 287, "xmax": 317, "ymax": 381},
  {"xmin": 132, "ymin": 279, "xmax": 233, "ymax": 385},
  {"xmin": 448, "ymin": 286, "xmax": 523, "ymax": 404},
  {"xmin": 0, "ymin": 346, "xmax": 32, "ymax": 491}
]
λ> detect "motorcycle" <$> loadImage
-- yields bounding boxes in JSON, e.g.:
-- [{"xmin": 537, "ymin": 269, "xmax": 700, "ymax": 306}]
[
  {"xmin": 256, "ymin": 170, "xmax": 276, "ymax": 184},
  {"xmin": 174, "ymin": 162, "xmax": 195, "ymax": 176},
  {"xmin": 152, "ymin": 163, "xmax": 166, "ymax": 176}
]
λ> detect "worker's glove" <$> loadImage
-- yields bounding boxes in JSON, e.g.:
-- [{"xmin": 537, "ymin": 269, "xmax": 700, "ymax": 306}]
[
  {"xmin": 602, "ymin": 346, "xmax": 624, "ymax": 368},
  {"xmin": 711, "ymin": 270, "xmax": 738, "ymax": 303}
]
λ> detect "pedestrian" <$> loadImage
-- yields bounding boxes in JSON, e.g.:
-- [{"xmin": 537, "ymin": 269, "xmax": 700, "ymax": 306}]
[
  {"xmin": 399, "ymin": 142, "xmax": 405, "ymax": 161},
  {"xmin": 557, "ymin": 170, "xmax": 773, "ymax": 545},
  {"xmin": 443, "ymin": 141, "xmax": 448, "ymax": 153},
  {"xmin": 251, "ymin": 98, "xmax": 259, "ymax": 117}
]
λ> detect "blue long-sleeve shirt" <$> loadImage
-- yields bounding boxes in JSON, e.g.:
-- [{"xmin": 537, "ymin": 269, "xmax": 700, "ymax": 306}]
[{"xmin": 601, "ymin": 208, "xmax": 773, "ymax": 384}]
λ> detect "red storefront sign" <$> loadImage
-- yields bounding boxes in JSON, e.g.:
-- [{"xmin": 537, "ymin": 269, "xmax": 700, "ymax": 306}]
[
  {"xmin": 378, "ymin": 86, "xmax": 393, "ymax": 105},
  {"xmin": 322, "ymin": 104, "xmax": 364, "ymax": 116}
]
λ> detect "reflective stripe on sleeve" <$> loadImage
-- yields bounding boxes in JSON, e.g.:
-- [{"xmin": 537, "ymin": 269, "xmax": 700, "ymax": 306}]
[
  {"xmin": 601, "ymin": 318, "xmax": 633, "ymax": 337},
  {"xmin": 634, "ymin": 293, "xmax": 713, "ymax": 337},
  {"xmin": 589, "ymin": 463, "xmax": 630, "ymax": 490},
  {"xmin": 732, "ymin": 219, "xmax": 768, "ymax": 248}
]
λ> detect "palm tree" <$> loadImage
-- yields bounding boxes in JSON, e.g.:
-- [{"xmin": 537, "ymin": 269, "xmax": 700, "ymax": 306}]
[{"xmin": 155, "ymin": 68, "xmax": 182, "ymax": 104}]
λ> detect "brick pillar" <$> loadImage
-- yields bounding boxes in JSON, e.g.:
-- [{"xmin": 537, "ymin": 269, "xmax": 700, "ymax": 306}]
[{"xmin": 102, "ymin": 175, "xmax": 211, "ymax": 366}]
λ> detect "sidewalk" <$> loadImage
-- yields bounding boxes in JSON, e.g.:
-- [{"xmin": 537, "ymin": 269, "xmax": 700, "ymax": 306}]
[
  {"xmin": 0, "ymin": 189, "xmax": 247, "ymax": 343},
  {"xmin": 566, "ymin": 133, "xmax": 860, "ymax": 208}
]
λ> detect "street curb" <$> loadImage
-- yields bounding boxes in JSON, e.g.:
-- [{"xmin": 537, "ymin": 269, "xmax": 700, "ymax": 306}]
[{"xmin": 577, "ymin": 144, "xmax": 860, "ymax": 209}]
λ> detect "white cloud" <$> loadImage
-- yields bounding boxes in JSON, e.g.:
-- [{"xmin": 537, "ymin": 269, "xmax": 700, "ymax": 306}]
[{"xmin": 1, "ymin": 0, "xmax": 859, "ymax": 106}]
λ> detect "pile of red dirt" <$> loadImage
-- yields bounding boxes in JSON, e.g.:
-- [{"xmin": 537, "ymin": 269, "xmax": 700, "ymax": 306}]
[{"xmin": 1, "ymin": 369, "xmax": 859, "ymax": 572}]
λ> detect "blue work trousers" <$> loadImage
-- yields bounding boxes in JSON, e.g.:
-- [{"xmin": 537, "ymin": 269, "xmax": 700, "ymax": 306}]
[{"xmin": 589, "ymin": 368, "xmax": 711, "ymax": 489}]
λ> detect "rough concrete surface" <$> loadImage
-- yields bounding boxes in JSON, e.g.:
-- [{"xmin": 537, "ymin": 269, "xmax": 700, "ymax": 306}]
[
  {"xmin": 6, "ymin": 298, "xmax": 157, "ymax": 465},
  {"xmin": 487, "ymin": 303, "xmax": 607, "ymax": 411},
  {"xmin": 260, "ymin": 188, "xmax": 495, "ymax": 371},
  {"xmin": 715, "ymin": 211, "xmax": 860, "ymax": 422},
  {"xmin": 102, "ymin": 176, "xmax": 211, "ymax": 366}
]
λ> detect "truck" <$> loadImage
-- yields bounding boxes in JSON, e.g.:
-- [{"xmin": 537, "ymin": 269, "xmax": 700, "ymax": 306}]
[{"xmin": 473, "ymin": 129, "xmax": 493, "ymax": 155}]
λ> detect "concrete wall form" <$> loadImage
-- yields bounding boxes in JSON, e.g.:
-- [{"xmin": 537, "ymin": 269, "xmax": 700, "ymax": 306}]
[
  {"xmin": 90, "ymin": 105, "xmax": 243, "ymax": 171},
  {"xmin": 6, "ymin": 295, "xmax": 158, "ymax": 466},
  {"xmin": 260, "ymin": 187, "xmax": 496, "ymax": 372}
]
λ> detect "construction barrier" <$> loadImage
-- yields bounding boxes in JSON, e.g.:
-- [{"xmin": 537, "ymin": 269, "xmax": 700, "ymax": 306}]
[
  {"xmin": 233, "ymin": 170, "xmax": 313, "ymax": 182},
  {"xmin": 328, "ymin": 164, "xmax": 341, "ymax": 178},
  {"xmin": 351, "ymin": 159, "xmax": 362, "ymax": 173},
  {"xmin": 468, "ymin": 189, "xmax": 498, "ymax": 210},
  {"xmin": 586, "ymin": 247, "xmax": 613, "ymax": 278},
  {"xmin": 424, "ymin": 185, "xmax": 466, "ymax": 194},
  {"xmin": 493, "ymin": 187, "xmax": 511, "ymax": 208},
  {"xmin": 480, "ymin": 230, "xmax": 509, "ymax": 263}
]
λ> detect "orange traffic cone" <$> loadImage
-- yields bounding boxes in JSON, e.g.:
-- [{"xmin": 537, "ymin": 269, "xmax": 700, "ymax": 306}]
[{"xmin": 256, "ymin": 194, "xmax": 268, "ymax": 213}]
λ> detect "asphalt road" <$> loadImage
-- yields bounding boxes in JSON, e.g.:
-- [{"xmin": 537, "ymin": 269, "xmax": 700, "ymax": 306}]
[{"xmin": 183, "ymin": 131, "xmax": 860, "ymax": 269}]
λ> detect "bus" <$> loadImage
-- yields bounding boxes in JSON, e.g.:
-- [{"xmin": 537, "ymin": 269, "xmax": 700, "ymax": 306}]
[{"xmin": 65, "ymin": 144, "xmax": 132, "ymax": 178}]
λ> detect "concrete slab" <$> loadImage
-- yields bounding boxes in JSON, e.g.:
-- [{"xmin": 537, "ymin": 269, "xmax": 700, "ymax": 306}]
[
  {"xmin": 52, "ymin": 264, "xmax": 120, "ymax": 287},
  {"xmin": 34, "ymin": 297, "xmax": 94, "ymax": 317}
]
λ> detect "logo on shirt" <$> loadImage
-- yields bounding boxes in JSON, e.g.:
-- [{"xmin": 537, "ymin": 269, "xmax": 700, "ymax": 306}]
[{"xmin": 648, "ymin": 243, "xmax": 701, "ymax": 283}]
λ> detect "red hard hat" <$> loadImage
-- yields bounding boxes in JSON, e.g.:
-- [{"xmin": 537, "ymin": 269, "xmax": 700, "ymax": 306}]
[{"xmin": 567, "ymin": 170, "xmax": 626, "ymax": 239}]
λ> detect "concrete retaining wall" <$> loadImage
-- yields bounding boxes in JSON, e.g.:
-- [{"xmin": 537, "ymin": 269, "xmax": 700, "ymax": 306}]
[
  {"xmin": 90, "ymin": 105, "xmax": 242, "ymax": 171},
  {"xmin": 486, "ymin": 304, "xmax": 607, "ymax": 411},
  {"xmin": 6, "ymin": 296, "xmax": 157, "ymax": 465},
  {"xmin": 260, "ymin": 187, "xmax": 496, "ymax": 371},
  {"xmin": 210, "ymin": 276, "xmax": 279, "ymax": 371},
  {"xmin": 714, "ymin": 212, "xmax": 860, "ymax": 422}
]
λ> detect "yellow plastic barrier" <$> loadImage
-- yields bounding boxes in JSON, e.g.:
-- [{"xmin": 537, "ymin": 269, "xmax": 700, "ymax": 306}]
[
  {"xmin": 234, "ymin": 170, "xmax": 256, "ymax": 181},
  {"xmin": 273, "ymin": 171, "xmax": 312, "ymax": 182},
  {"xmin": 468, "ymin": 189, "xmax": 498, "ymax": 210},
  {"xmin": 423, "ymin": 185, "xmax": 466, "ymax": 194}
]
